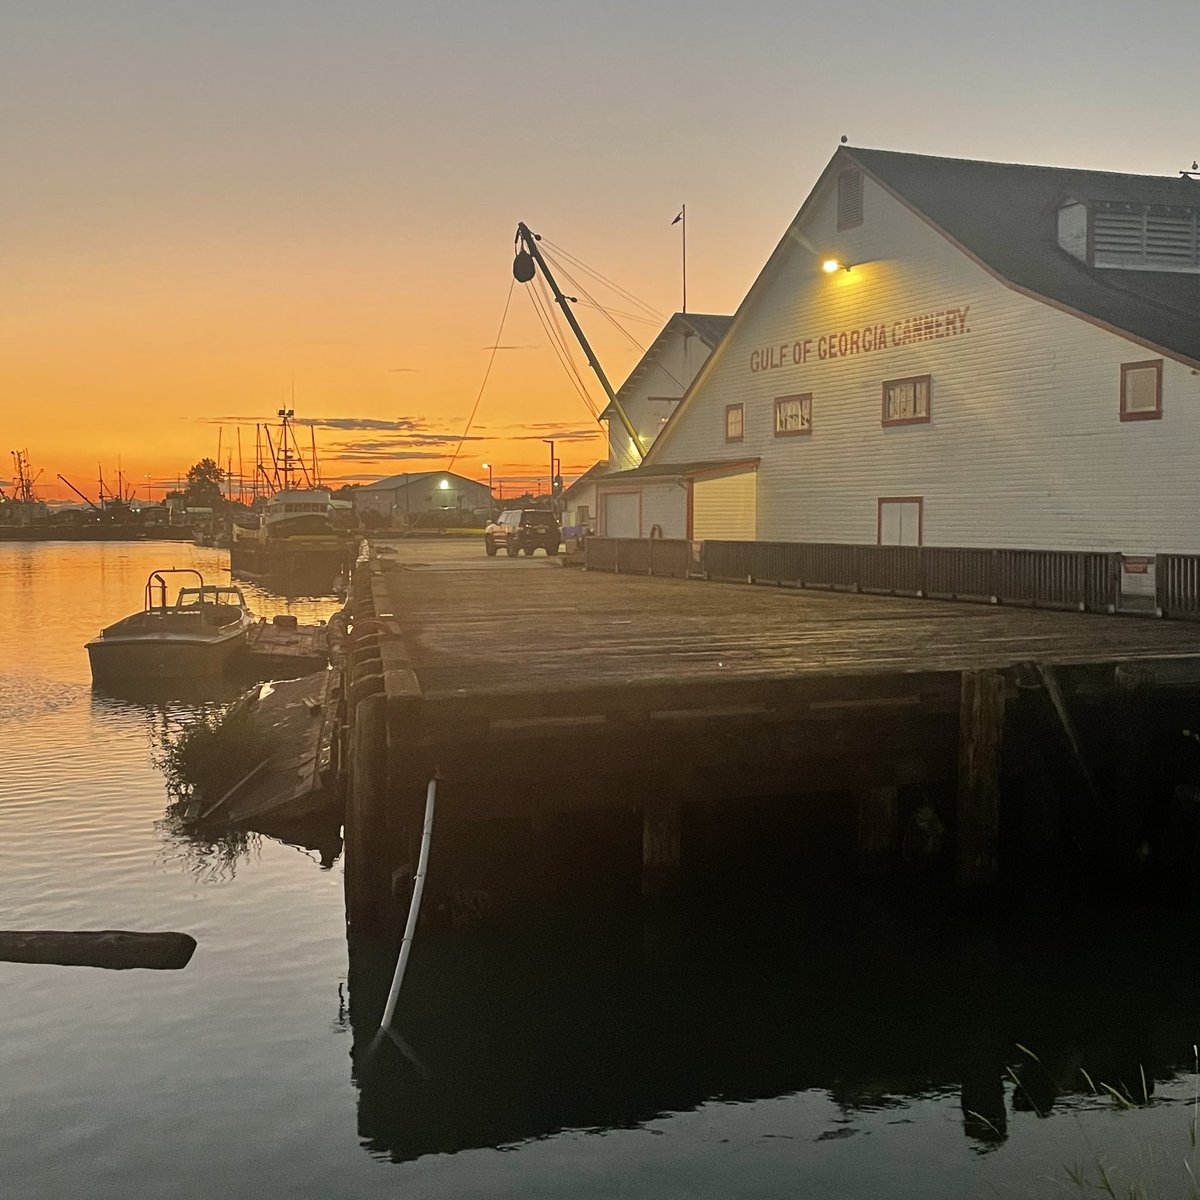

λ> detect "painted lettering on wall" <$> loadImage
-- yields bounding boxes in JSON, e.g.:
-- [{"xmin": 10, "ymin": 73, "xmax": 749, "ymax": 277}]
[{"xmin": 748, "ymin": 305, "xmax": 972, "ymax": 373}]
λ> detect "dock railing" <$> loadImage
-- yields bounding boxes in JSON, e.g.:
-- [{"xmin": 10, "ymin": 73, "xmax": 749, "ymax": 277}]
[
  {"xmin": 586, "ymin": 537, "xmax": 1123, "ymax": 613},
  {"xmin": 1156, "ymin": 554, "xmax": 1200, "ymax": 619},
  {"xmin": 584, "ymin": 537, "xmax": 692, "ymax": 579}
]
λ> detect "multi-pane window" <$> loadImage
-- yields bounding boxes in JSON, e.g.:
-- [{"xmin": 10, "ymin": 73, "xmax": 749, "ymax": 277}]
[
  {"xmin": 882, "ymin": 375, "xmax": 931, "ymax": 426},
  {"xmin": 725, "ymin": 403, "xmax": 744, "ymax": 442},
  {"xmin": 1120, "ymin": 359, "xmax": 1163, "ymax": 421},
  {"xmin": 774, "ymin": 394, "xmax": 812, "ymax": 436}
]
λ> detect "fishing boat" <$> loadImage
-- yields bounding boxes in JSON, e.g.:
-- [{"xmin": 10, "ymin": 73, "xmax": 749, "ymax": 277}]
[{"xmin": 86, "ymin": 569, "xmax": 254, "ymax": 682}]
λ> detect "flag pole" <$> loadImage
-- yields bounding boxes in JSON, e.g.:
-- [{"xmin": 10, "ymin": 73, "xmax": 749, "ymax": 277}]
[
  {"xmin": 681, "ymin": 203, "xmax": 687, "ymax": 314},
  {"xmin": 671, "ymin": 205, "xmax": 688, "ymax": 312}
]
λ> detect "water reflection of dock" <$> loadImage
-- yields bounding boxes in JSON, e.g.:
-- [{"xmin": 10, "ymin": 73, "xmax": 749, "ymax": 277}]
[{"xmin": 346, "ymin": 894, "xmax": 1200, "ymax": 1163}]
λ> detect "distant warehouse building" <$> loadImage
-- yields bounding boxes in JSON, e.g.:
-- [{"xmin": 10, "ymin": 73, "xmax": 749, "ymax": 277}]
[
  {"xmin": 353, "ymin": 470, "xmax": 493, "ymax": 526},
  {"xmin": 598, "ymin": 145, "xmax": 1200, "ymax": 568}
]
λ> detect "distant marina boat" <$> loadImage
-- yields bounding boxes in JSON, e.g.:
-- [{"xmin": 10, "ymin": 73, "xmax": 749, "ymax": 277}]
[{"xmin": 86, "ymin": 569, "xmax": 254, "ymax": 682}]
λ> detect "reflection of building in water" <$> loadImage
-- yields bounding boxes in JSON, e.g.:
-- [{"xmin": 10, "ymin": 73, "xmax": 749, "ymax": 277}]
[{"xmin": 345, "ymin": 894, "xmax": 1200, "ymax": 1163}]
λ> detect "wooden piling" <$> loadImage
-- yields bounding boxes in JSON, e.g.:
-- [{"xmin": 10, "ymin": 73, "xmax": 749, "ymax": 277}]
[
  {"xmin": 345, "ymin": 692, "xmax": 392, "ymax": 938},
  {"xmin": 856, "ymin": 786, "xmax": 899, "ymax": 874},
  {"xmin": 956, "ymin": 669, "xmax": 1006, "ymax": 888},
  {"xmin": 641, "ymin": 799, "xmax": 682, "ymax": 897}
]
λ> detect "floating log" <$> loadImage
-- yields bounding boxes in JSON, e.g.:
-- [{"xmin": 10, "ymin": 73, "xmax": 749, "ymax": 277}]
[{"xmin": 0, "ymin": 930, "xmax": 197, "ymax": 970}]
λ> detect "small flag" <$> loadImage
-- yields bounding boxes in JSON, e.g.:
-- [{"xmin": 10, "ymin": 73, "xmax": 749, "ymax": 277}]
[{"xmin": 671, "ymin": 209, "xmax": 683, "ymax": 225}]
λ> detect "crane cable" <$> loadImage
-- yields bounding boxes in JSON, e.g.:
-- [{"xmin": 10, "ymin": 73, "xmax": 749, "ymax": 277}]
[
  {"xmin": 446, "ymin": 276, "xmax": 515, "ymax": 472},
  {"xmin": 525, "ymin": 277, "xmax": 642, "ymax": 473},
  {"xmin": 540, "ymin": 246, "xmax": 690, "ymax": 397},
  {"xmin": 528, "ymin": 277, "xmax": 596, "ymax": 413},
  {"xmin": 542, "ymin": 248, "xmax": 648, "ymax": 355},
  {"xmin": 539, "ymin": 237, "xmax": 663, "ymax": 322},
  {"xmin": 531, "ymin": 274, "xmax": 644, "ymax": 471}
]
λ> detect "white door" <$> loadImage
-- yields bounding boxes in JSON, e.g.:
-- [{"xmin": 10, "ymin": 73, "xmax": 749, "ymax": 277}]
[
  {"xmin": 602, "ymin": 491, "xmax": 641, "ymax": 538},
  {"xmin": 878, "ymin": 499, "xmax": 922, "ymax": 546}
]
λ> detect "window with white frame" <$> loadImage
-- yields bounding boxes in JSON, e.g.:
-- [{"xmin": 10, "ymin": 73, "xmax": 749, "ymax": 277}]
[
  {"xmin": 882, "ymin": 375, "xmax": 931, "ymax": 426},
  {"xmin": 1120, "ymin": 359, "xmax": 1162, "ymax": 421},
  {"xmin": 774, "ymin": 393, "xmax": 812, "ymax": 436},
  {"xmin": 725, "ymin": 403, "xmax": 744, "ymax": 442}
]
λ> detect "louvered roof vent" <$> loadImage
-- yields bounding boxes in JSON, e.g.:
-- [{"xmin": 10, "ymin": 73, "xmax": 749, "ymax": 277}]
[{"xmin": 1059, "ymin": 198, "xmax": 1200, "ymax": 272}]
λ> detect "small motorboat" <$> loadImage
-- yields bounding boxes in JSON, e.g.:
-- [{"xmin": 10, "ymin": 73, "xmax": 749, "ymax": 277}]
[{"xmin": 86, "ymin": 569, "xmax": 254, "ymax": 682}]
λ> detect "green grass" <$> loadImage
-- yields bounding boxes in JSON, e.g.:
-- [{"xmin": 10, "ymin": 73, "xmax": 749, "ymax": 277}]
[{"xmin": 157, "ymin": 702, "xmax": 276, "ymax": 806}]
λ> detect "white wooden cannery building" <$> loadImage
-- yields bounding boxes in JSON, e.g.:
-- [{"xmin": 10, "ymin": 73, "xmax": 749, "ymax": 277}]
[
  {"xmin": 599, "ymin": 146, "xmax": 1200, "ymax": 569},
  {"xmin": 559, "ymin": 312, "xmax": 731, "ymax": 536}
]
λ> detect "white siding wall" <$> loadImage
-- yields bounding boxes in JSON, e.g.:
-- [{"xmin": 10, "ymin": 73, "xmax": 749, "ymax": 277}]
[
  {"xmin": 692, "ymin": 471, "xmax": 757, "ymax": 540},
  {"xmin": 640, "ymin": 481, "xmax": 688, "ymax": 538},
  {"xmin": 653, "ymin": 172, "xmax": 1200, "ymax": 555},
  {"xmin": 597, "ymin": 482, "xmax": 688, "ymax": 538},
  {"xmin": 563, "ymin": 481, "xmax": 598, "ymax": 531},
  {"xmin": 601, "ymin": 490, "xmax": 641, "ymax": 538},
  {"xmin": 607, "ymin": 327, "xmax": 717, "ymax": 470}
]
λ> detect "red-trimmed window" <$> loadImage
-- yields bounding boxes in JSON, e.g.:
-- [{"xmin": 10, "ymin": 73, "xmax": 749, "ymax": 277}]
[
  {"xmin": 1120, "ymin": 360, "xmax": 1162, "ymax": 421},
  {"xmin": 725, "ymin": 403, "xmax": 744, "ymax": 442},
  {"xmin": 882, "ymin": 375, "xmax": 931, "ymax": 426},
  {"xmin": 774, "ymin": 394, "xmax": 812, "ymax": 436}
]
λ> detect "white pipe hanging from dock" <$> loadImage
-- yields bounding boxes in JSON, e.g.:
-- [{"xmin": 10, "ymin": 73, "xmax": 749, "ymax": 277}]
[{"xmin": 380, "ymin": 777, "xmax": 437, "ymax": 1033}]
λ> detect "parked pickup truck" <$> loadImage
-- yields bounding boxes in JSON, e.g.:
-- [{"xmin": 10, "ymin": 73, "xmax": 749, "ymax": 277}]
[{"xmin": 484, "ymin": 509, "xmax": 562, "ymax": 557}]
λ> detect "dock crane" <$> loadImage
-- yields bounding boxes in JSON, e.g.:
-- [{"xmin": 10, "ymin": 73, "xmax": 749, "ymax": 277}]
[
  {"xmin": 56, "ymin": 474, "xmax": 102, "ymax": 511},
  {"xmin": 512, "ymin": 223, "xmax": 646, "ymax": 463}
]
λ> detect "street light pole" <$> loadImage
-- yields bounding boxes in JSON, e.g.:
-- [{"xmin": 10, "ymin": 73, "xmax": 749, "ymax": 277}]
[
  {"xmin": 542, "ymin": 439, "xmax": 554, "ymax": 505},
  {"xmin": 482, "ymin": 462, "xmax": 493, "ymax": 495}
]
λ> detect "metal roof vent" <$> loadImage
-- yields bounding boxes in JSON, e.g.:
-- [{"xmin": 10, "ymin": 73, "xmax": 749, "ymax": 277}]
[
  {"xmin": 1091, "ymin": 202, "xmax": 1200, "ymax": 272},
  {"xmin": 837, "ymin": 169, "xmax": 863, "ymax": 231}
]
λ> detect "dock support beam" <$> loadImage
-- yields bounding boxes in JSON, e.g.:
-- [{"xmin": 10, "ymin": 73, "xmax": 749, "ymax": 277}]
[
  {"xmin": 345, "ymin": 692, "xmax": 392, "ymax": 939},
  {"xmin": 956, "ymin": 669, "xmax": 1006, "ymax": 889},
  {"xmin": 856, "ymin": 786, "xmax": 899, "ymax": 874},
  {"xmin": 641, "ymin": 799, "xmax": 681, "ymax": 898}
]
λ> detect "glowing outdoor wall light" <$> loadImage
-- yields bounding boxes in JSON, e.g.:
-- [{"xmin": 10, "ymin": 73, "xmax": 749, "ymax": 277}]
[
  {"xmin": 439, "ymin": 479, "xmax": 449, "ymax": 490},
  {"xmin": 822, "ymin": 257, "xmax": 850, "ymax": 273}
]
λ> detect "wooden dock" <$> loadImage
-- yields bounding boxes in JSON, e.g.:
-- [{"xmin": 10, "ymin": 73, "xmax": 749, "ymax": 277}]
[{"xmin": 341, "ymin": 541, "xmax": 1200, "ymax": 935}]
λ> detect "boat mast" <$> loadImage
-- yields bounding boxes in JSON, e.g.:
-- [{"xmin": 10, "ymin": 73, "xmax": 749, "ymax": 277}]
[
  {"xmin": 512, "ymin": 222, "xmax": 646, "ymax": 462},
  {"xmin": 12, "ymin": 450, "xmax": 42, "ymax": 502}
]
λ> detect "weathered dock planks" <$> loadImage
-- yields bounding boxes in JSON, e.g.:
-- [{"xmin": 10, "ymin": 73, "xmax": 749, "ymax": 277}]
[{"xmin": 339, "ymin": 540, "xmax": 1200, "ymax": 930}]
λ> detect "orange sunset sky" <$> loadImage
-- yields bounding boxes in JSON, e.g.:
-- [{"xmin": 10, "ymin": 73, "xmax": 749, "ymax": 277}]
[{"xmin": 4, "ymin": 2, "xmax": 1197, "ymax": 503}]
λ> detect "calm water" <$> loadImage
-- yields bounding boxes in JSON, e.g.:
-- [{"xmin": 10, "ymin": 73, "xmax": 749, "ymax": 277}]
[{"xmin": 4, "ymin": 541, "xmax": 1200, "ymax": 1199}]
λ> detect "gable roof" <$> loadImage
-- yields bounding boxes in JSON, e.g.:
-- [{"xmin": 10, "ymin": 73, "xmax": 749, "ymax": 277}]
[
  {"xmin": 597, "ymin": 457, "xmax": 760, "ymax": 484},
  {"xmin": 356, "ymin": 469, "xmax": 484, "ymax": 491},
  {"xmin": 600, "ymin": 311, "xmax": 733, "ymax": 421},
  {"xmin": 646, "ymin": 144, "xmax": 1200, "ymax": 466},
  {"xmin": 561, "ymin": 459, "xmax": 609, "ymax": 499},
  {"xmin": 849, "ymin": 147, "xmax": 1200, "ymax": 364}
]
